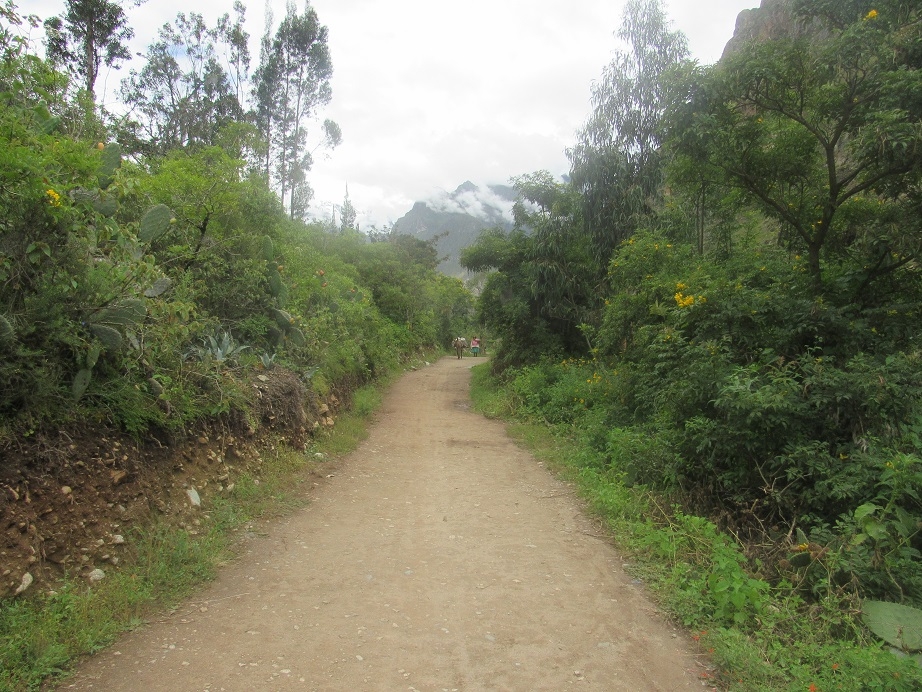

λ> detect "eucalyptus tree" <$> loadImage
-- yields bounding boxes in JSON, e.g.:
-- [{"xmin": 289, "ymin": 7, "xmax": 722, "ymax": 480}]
[
  {"xmin": 43, "ymin": 0, "xmax": 139, "ymax": 103},
  {"xmin": 119, "ymin": 11, "xmax": 245, "ymax": 156},
  {"xmin": 216, "ymin": 1, "xmax": 250, "ymax": 105},
  {"xmin": 253, "ymin": 0, "xmax": 340, "ymax": 218},
  {"xmin": 673, "ymin": 0, "xmax": 922, "ymax": 294},
  {"xmin": 568, "ymin": 0, "xmax": 689, "ymax": 272}
]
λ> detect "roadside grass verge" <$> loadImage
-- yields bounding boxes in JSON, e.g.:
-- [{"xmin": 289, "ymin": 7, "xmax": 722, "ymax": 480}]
[
  {"xmin": 468, "ymin": 363, "xmax": 922, "ymax": 692},
  {"xmin": 0, "ymin": 364, "xmax": 407, "ymax": 692}
]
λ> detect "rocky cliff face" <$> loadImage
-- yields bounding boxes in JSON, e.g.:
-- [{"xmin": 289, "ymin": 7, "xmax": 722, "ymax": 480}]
[{"xmin": 721, "ymin": 0, "xmax": 801, "ymax": 58}]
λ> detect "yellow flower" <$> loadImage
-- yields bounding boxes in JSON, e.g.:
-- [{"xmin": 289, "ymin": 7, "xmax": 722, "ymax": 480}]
[
  {"xmin": 676, "ymin": 282, "xmax": 687, "ymax": 290},
  {"xmin": 865, "ymin": 9, "xmax": 878, "ymax": 20},
  {"xmin": 46, "ymin": 189, "xmax": 62, "ymax": 207},
  {"xmin": 674, "ymin": 292, "xmax": 694, "ymax": 308}
]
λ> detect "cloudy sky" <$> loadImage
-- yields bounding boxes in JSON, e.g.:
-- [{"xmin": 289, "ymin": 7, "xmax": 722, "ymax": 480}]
[{"xmin": 26, "ymin": 0, "xmax": 758, "ymax": 228}]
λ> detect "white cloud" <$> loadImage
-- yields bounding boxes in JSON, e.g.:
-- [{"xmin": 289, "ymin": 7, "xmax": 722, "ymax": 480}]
[
  {"xmin": 425, "ymin": 184, "xmax": 516, "ymax": 225},
  {"xmin": 25, "ymin": 0, "xmax": 758, "ymax": 228}
]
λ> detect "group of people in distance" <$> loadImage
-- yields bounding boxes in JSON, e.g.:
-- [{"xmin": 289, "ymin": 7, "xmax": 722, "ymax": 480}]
[{"xmin": 452, "ymin": 336, "xmax": 483, "ymax": 359}]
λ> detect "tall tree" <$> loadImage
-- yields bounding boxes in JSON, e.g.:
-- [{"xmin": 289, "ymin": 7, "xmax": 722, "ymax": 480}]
[
  {"xmin": 43, "ymin": 0, "xmax": 138, "ymax": 103},
  {"xmin": 120, "ymin": 11, "xmax": 245, "ymax": 156},
  {"xmin": 568, "ymin": 0, "xmax": 688, "ymax": 270},
  {"xmin": 253, "ymin": 0, "xmax": 339, "ymax": 218},
  {"xmin": 216, "ymin": 1, "xmax": 250, "ymax": 105},
  {"xmin": 674, "ymin": 0, "xmax": 922, "ymax": 293},
  {"xmin": 340, "ymin": 184, "xmax": 357, "ymax": 233}
]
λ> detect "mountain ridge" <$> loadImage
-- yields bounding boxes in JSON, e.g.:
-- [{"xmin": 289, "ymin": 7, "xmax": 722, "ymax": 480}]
[{"xmin": 394, "ymin": 181, "xmax": 516, "ymax": 277}]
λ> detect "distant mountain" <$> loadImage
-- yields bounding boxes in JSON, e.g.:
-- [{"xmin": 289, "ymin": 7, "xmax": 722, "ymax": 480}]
[{"xmin": 394, "ymin": 181, "xmax": 517, "ymax": 277}]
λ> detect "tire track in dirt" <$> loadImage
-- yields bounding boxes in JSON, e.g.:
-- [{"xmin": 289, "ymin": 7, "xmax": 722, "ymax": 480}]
[{"xmin": 62, "ymin": 357, "xmax": 704, "ymax": 691}]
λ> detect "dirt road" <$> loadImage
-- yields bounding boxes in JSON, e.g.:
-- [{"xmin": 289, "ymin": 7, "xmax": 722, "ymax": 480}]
[{"xmin": 64, "ymin": 357, "xmax": 704, "ymax": 691}]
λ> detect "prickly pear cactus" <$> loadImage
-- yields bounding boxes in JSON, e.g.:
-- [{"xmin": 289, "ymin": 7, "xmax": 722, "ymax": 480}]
[
  {"xmin": 862, "ymin": 600, "xmax": 922, "ymax": 651},
  {"xmin": 268, "ymin": 268, "xmax": 284, "ymax": 298},
  {"xmin": 272, "ymin": 308, "xmax": 295, "ymax": 331},
  {"xmin": 91, "ymin": 191, "xmax": 119, "ymax": 217},
  {"xmin": 267, "ymin": 326, "xmax": 284, "ymax": 347},
  {"xmin": 91, "ymin": 298, "xmax": 146, "ymax": 328},
  {"xmin": 40, "ymin": 116, "xmax": 62, "ymax": 135},
  {"xmin": 85, "ymin": 342, "xmax": 102, "ymax": 369},
  {"xmin": 288, "ymin": 327, "xmax": 306, "ymax": 347},
  {"xmin": 139, "ymin": 204, "xmax": 174, "ymax": 243},
  {"xmin": 71, "ymin": 368, "xmax": 93, "ymax": 401},
  {"xmin": 88, "ymin": 324, "xmax": 123, "ymax": 350},
  {"xmin": 97, "ymin": 142, "xmax": 122, "ymax": 190},
  {"xmin": 261, "ymin": 235, "xmax": 275, "ymax": 262},
  {"xmin": 143, "ymin": 277, "xmax": 172, "ymax": 298}
]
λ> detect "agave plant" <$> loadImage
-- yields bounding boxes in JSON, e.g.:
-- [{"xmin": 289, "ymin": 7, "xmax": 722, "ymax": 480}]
[{"xmin": 188, "ymin": 332, "xmax": 248, "ymax": 364}]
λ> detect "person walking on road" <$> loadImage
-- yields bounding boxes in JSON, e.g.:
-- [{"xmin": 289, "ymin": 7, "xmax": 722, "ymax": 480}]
[
  {"xmin": 452, "ymin": 337, "xmax": 466, "ymax": 359},
  {"xmin": 470, "ymin": 337, "xmax": 480, "ymax": 357}
]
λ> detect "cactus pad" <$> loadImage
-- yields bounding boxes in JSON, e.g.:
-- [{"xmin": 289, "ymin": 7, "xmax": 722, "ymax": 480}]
[
  {"xmin": 862, "ymin": 600, "xmax": 922, "ymax": 651},
  {"xmin": 288, "ymin": 327, "xmax": 306, "ymax": 347},
  {"xmin": 139, "ymin": 204, "xmax": 174, "ymax": 243},
  {"xmin": 72, "ymin": 368, "xmax": 93, "ymax": 401},
  {"xmin": 272, "ymin": 308, "xmax": 295, "ymax": 330},
  {"xmin": 86, "ymin": 342, "xmax": 102, "ymax": 369},
  {"xmin": 261, "ymin": 235, "xmax": 275, "ymax": 262},
  {"xmin": 92, "ymin": 298, "xmax": 146, "ymax": 328},
  {"xmin": 268, "ymin": 269, "xmax": 284, "ymax": 297},
  {"xmin": 88, "ymin": 324, "xmax": 123, "ymax": 350},
  {"xmin": 143, "ymin": 277, "xmax": 173, "ymax": 298},
  {"xmin": 91, "ymin": 192, "xmax": 119, "ymax": 217},
  {"xmin": 97, "ymin": 143, "xmax": 122, "ymax": 189}
]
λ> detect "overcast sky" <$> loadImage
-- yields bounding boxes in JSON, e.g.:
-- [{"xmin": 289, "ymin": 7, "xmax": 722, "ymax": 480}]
[{"xmin": 26, "ymin": 0, "xmax": 758, "ymax": 228}]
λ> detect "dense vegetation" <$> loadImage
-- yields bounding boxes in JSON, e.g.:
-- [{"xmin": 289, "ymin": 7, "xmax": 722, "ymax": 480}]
[
  {"xmin": 0, "ymin": 0, "xmax": 473, "ymax": 446},
  {"xmin": 464, "ymin": 0, "xmax": 922, "ymax": 687},
  {"xmin": 5, "ymin": 0, "xmax": 922, "ymax": 687}
]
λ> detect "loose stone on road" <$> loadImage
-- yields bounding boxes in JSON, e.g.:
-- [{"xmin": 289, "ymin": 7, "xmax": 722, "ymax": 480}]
[{"xmin": 64, "ymin": 356, "xmax": 703, "ymax": 690}]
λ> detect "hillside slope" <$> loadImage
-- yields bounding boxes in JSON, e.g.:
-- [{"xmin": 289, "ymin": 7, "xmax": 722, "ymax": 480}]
[{"xmin": 394, "ymin": 181, "xmax": 516, "ymax": 277}]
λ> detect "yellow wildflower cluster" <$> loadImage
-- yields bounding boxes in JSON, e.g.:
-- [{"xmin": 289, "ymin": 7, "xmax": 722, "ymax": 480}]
[
  {"xmin": 676, "ymin": 282, "xmax": 687, "ymax": 290},
  {"xmin": 675, "ymin": 292, "xmax": 695, "ymax": 308},
  {"xmin": 46, "ymin": 188, "xmax": 62, "ymax": 207},
  {"xmin": 865, "ymin": 9, "xmax": 878, "ymax": 20}
]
